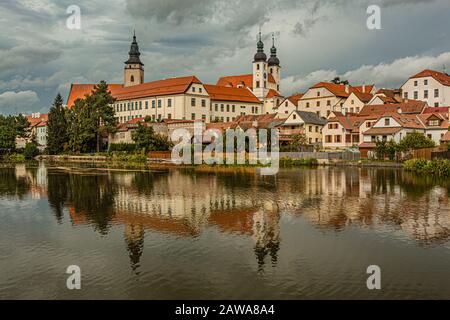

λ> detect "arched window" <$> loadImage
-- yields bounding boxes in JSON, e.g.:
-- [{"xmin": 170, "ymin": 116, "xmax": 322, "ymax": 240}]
[{"xmin": 131, "ymin": 75, "xmax": 134, "ymax": 82}]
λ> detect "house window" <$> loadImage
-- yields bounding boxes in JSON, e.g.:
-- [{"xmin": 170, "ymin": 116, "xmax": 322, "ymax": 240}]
[
  {"xmin": 366, "ymin": 122, "xmax": 372, "ymax": 128},
  {"xmin": 168, "ymin": 99, "xmax": 172, "ymax": 107},
  {"xmin": 326, "ymin": 135, "xmax": 332, "ymax": 143},
  {"xmin": 158, "ymin": 100, "xmax": 162, "ymax": 108},
  {"xmin": 434, "ymin": 89, "xmax": 439, "ymax": 98},
  {"xmin": 404, "ymin": 92, "xmax": 408, "ymax": 99},
  {"xmin": 152, "ymin": 101, "xmax": 156, "ymax": 108},
  {"xmin": 385, "ymin": 118, "xmax": 390, "ymax": 126},
  {"xmin": 167, "ymin": 114, "xmax": 172, "ymax": 119},
  {"xmin": 424, "ymin": 79, "xmax": 428, "ymax": 85},
  {"xmin": 293, "ymin": 114, "xmax": 297, "ymax": 120},
  {"xmin": 306, "ymin": 102, "xmax": 310, "ymax": 108},
  {"xmin": 215, "ymin": 104, "xmax": 218, "ymax": 112},
  {"xmin": 317, "ymin": 92, "xmax": 320, "ymax": 97},
  {"xmin": 327, "ymin": 100, "xmax": 331, "ymax": 106},
  {"xmin": 145, "ymin": 101, "xmax": 148, "ymax": 109},
  {"xmin": 201, "ymin": 99, "xmax": 206, "ymax": 107},
  {"xmin": 435, "ymin": 102, "xmax": 439, "ymax": 107},
  {"xmin": 191, "ymin": 113, "xmax": 195, "ymax": 120},
  {"xmin": 428, "ymin": 120, "xmax": 439, "ymax": 126},
  {"xmin": 191, "ymin": 98, "xmax": 196, "ymax": 107},
  {"xmin": 309, "ymin": 126, "xmax": 312, "ymax": 132},
  {"xmin": 131, "ymin": 75, "xmax": 135, "ymax": 82},
  {"xmin": 232, "ymin": 105, "xmax": 235, "ymax": 112},
  {"xmin": 328, "ymin": 124, "xmax": 333, "ymax": 129},
  {"xmin": 192, "ymin": 87, "xmax": 196, "ymax": 92},
  {"xmin": 199, "ymin": 88, "xmax": 203, "ymax": 93},
  {"xmin": 424, "ymin": 90, "xmax": 428, "ymax": 99},
  {"xmin": 351, "ymin": 100, "xmax": 354, "ymax": 105},
  {"xmin": 414, "ymin": 80, "xmax": 418, "ymax": 86},
  {"xmin": 315, "ymin": 126, "xmax": 319, "ymax": 133},
  {"xmin": 221, "ymin": 104, "xmax": 224, "ymax": 112},
  {"xmin": 334, "ymin": 135, "xmax": 342, "ymax": 143},
  {"xmin": 226, "ymin": 105, "xmax": 230, "ymax": 112},
  {"xmin": 414, "ymin": 91, "xmax": 418, "ymax": 99},
  {"xmin": 316, "ymin": 101, "xmax": 320, "ymax": 107}
]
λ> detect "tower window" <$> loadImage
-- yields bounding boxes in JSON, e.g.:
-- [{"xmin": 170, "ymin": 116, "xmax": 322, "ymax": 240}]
[
  {"xmin": 256, "ymin": 81, "xmax": 260, "ymax": 88},
  {"xmin": 257, "ymin": 64, "xmax": 260, "ymax": 70},
  {"xmin": 131, "ymin": 75, "xmax": 134, "ymax": 82},
  {"xmin": 270, "ymin": 68, "xmax": 273, "ymax": 74}
]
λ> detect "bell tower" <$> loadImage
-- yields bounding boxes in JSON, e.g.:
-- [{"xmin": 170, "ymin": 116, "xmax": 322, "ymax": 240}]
[
  {"xmin": 124, "ymin": 30, "xmax": 144, "ymax": 87},
  {"xmin": 252, "ymin": 31, "xmax": 268, "ymax": 100}
]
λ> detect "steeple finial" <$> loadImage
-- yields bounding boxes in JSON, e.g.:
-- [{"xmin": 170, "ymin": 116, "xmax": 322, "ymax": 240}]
[{"xmin": 125, "ymin": 30, "xmax": 144, "ymax": 66}]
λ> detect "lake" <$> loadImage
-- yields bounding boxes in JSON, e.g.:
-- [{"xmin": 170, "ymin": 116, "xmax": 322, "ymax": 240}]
[{"xmin": 0, "ymin": 163, "xmax": 449, "ymax": 299}]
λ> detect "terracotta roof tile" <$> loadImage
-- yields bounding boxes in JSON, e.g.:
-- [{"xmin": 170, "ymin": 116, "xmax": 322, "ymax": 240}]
[
  {"xmin": 410, "ymin": 69, "xmax": 450, "ymax": 86},
  {"xmin": 67, "ymin": 84, "xmax": 123, "ymax": 108},
  {"xmin": 364, "ymin": 127, "xmax": 402, "ymax": 135},
  {"xmin": 113, "ymin": 76, "xmax": 202, "ymax": 101},
  {"xmin": 204, "ymin": 84, "xmax": 261, "ymax": 103},
  {"xmin": 216, "ymin": 73, "xmax": 277, "ymax": 89},
  {"xmin": 441, "ymin": 131, "xmax": 450, "ymax": 142}
]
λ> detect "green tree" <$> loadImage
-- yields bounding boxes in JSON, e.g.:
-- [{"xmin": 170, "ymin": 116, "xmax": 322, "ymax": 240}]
[
  {"xmin": 67, "ymin": 81, "xmax": 117, "ymax": 153},
  {"xmin": 398, "ymin": 131, "xmax": 435, "ymax": 152},
  {"xmin": 287, "ymin": 133, "xmax": 308, "ymax": 152},
  {"xmin": 24, "ymin": 140, "xmax": 39, "ymax": 159},
  {"xmin": 0, "ymin": 114, "xmax": 30, "ymax": 153},
  {"xmin": 375, "ymin": 139, "xmax": 398, "ymax": 160},
  {"xmin": 47, "ymin": 94, "xmax": 69, "ymax": 155},
  {"xmin": 132, "ymin": 123, "xmax": 172, "ymax": 152}
]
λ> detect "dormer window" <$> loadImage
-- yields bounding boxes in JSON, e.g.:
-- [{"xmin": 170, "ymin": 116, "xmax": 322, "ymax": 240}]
[{"xmin": 428, "ymin": 119, "xmax": 440, "ymax": 126}]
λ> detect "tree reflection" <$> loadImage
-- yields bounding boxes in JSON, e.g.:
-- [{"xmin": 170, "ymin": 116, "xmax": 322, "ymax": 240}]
[
  {"xmin": 0, "ymin": 168, "xmax": 30, "ymax": 199},
  {"xmin": 47, "ymin": 172, "xmax": 69, "ymax": 223}
]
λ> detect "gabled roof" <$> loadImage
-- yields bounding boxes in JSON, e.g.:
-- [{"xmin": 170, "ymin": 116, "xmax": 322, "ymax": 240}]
[
  {"xmin": 310, "ymin": 82, "xmax": 373, "ymax": 98},
  {"xmin": 26, "ymin": 114, "xmax": 48, "ymax": 127},
  {"xmin": 291, "ymin": 111, "xmax": 326, "ymax": 126},
  {"xmin": 113, "ymin": 76, "xmax": 202, "ymax": 101},
  {"xmin": 422, "ymin": 106, "xmax": 449, "ymax": 114},
  {"xmin": 204, "ymin": 84, "xmax": 261, "ymax": 104},
  {"xmin": 364, "ymin": 127, "xmax": 403, "ymax": 135},
  {"xmin": 286, "ymin": 93, "xmax": 304, "ymax": 105},
  {"xmin": 410, "ymin": 69, "xmax": 450, "ymax": 86},
  {"xmin": 351, "ymin": 91, "xmax": 373, "ymax": 103},
  {"xmin": 441, "ymin": 131, "xmax": 450, "ymax": 142},
  {"xmin": 216, "ymin": 73, "xmax": 276, "ymax": 89},
  {"xmin": 327, "ymin": 114, "xmax": 364, "ymax": 132},
  {"xmin": 67, "ymin": 84, "xmax": 123, "ymax": 108},
  {"xmin": 266, "ymin": 89, "xmax": 282, "ymax": 99},
  {"xmin": 389, "ymin": 114, "xmax": 425, "ymax": 129},
  {"xmin": 359, "ymin": 100, "xmax": 427, "ymax": 116},
  {"xmin": 417, "ymin": 113, "xmax": 449, "ymax": 129}
]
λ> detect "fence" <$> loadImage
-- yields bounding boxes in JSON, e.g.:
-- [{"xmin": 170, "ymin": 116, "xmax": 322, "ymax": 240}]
[
  {"xmin": 432, "ymin": 151, "xmax": 450, "ymax": 160},
  {"xmin": 148, "ymin": 151, "xmax": 172, "ymax": 159},
  {"xmin": 412, "ymin": 146, "xmax": 448, "ymax": 160}
]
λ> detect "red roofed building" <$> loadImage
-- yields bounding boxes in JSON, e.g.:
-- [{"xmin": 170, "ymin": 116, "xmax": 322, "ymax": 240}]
[
  {"xmin": 401, "ymin": 69, "xmax": 450, "ymax": 107},
  {"xmin": 298, "ymin": 82, "xmax": 376, "ymax": 119},
  {"xmin": 275, "ymin": 93, "xmax": 304, "ymax": 118}
]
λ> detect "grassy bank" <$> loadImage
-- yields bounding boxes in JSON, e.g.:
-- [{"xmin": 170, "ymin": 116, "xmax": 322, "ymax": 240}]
[{"xmin": 404, "ymin": 159, "xmax": 450, "ymax": 177}]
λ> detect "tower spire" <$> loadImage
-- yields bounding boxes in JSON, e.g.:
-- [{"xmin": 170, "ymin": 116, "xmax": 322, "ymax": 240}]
[
  {"xmin": 125, "ymin": 30, "xmax": 143, "ymax": 66},
  {"xmin": 268, "ymin": 32, "xmax": 280, "ymax": 67}
]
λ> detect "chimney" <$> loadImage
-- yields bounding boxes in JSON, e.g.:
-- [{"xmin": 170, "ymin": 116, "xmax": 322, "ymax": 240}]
[
  {"xmin": 345, "ymin": 84, "xmax": 350, "ymax": 94},
  {"xmin": 362, "ymin": 84, "xmax": 366, "ymax": 93}
]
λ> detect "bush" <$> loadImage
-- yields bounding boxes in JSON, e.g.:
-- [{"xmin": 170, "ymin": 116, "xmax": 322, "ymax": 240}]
[
  {"xmin": 404, "ymin": 158, "xmax": 450, "ymax": 177},
  {"xmin": 112, "ymin": 153, "xmax": 147, "ymax": 163},
  {"xmin": 280, "ymin": 157, "xmax": 318, "ymax": 167},
  {"xmin": 24, "ymin": 142, "xmax": 39, "ymax": 160},
  {"xmin": 109, "ymin": 143, "xmax": 137, "ymax": 152},
  {"xmin": 3, "ymin": 153, "xmax": 26, "ymax": 162}
]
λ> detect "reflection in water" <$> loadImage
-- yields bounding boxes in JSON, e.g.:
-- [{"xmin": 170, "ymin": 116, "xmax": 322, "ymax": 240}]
[{"xmin": 1, "ymin": 164, "xmax": 450, "ymax": 299}]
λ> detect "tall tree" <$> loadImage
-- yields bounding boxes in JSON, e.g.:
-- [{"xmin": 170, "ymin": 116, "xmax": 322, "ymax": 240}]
[
  {"xmin": 66, "ymin": 81, "xmax": 117, "ymax": 153},
  {"xmin": 0, "ymin": 114, "xmax": 29, "ymax": 153},
  {"xmin": 85, "ymin": 81, "xmax": 117, "ymax": 152},
  {"xmin": 47, "ymin": 94, "xmax": 69, "ymax": 155}
]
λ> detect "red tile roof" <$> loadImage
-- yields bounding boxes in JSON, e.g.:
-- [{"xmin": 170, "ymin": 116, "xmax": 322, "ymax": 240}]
[
  {"xmin": 422, "ymin": 106, "xmax": 449, "ymax": 114},
  {"xmin": 359, "ymin": 101, "xmax": 427, "ymax": 116},
  {"xmin": 364, "ymin": 127, "xmax": 402, "ymax": 135},
  {"xmin": 441, "ymin": 131, "xmax": 450, "ymax": 142},
  {"xmin": 410, "ymin": 69, "xmax": 450, "ymax": 86},
  {"xmin": 113, "ymin": 76, "xmax": 202, "ymax": 101},
  {"xmin": 204, "ymin": 84, "xmax": 261, "ymax": 104},
  {"xmin": 266, "ymin": 89, "xmax": 282, "ymax": 99},
  {"xmin": 286, "ymin": 93, "xmax": 304, "ymax": 105},
  {"xmin": 67, "ymin": 84, "xmax": 123, "ymax": 108},
  {"xmin": 352, "ymin": 91, "xmax": 373, "ymax": 103},
  {"xmin": 26, "ymin": 114, "xmax": 48, "ymax": 127},
  {"xmin": 216, "ymin": 73, "xmax": 276, "ymax": 89},
  {"xmin": 417, "ymin": 113, "xmax": 449, "ymax": 129},
  {"xmin": 311, "ymin": 82, "xmax": 373, "ymax": 98},
  {"xmin": 327, "ymin": 115, "xmax": 364, "ymax": 132}
]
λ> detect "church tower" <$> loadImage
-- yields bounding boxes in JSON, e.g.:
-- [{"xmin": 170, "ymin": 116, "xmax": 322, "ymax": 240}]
[
  {"xmin": 124, "ymin": 31, "xmax": 144, "ymax": 87},
  {"xmin": 267, "ymin": 34, "xmax": 281, "ymax": 92},
  {"xmin": 252, "ymin": 31, "xmax": 268, "ymax": 100}
]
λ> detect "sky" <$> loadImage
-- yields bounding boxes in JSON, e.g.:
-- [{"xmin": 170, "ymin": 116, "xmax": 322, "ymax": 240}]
[{"xmin": 1, "ymin": 0, "xmax": 450, "ymax": 115}]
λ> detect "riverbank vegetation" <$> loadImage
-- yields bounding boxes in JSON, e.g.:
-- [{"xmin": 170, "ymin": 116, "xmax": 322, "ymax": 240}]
[{"xmin": 404, "ymin": 159, "xmax": 450, "ymax": 177}]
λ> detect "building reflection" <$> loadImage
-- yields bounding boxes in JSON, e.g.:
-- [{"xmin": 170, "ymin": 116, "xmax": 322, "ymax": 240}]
[{"xmin": 4, "ymin": 164, "xmax": 449, "ymax": 271}]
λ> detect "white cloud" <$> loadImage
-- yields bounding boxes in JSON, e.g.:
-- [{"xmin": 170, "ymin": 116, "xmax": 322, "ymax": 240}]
[
  {"xmin": 0, "ymin": 90, "xmax": 40, "ymax": 115},
  {"xmin": 281, "ymin": 51, "xmax": 450, "ymax": 95}
]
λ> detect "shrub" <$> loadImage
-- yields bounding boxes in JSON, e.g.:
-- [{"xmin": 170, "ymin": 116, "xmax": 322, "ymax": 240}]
[
  {"xmin": 109, "ymin": 143, "xmax": 137, "ymax": 152},
  {"xmin": 404, "ymin": 158, "xmax": 450, "ymax": 177},
  {"xmin": 23, "ymin": 142, "xmax": 39, "ymax": 160},
  {"xmin": 280, "ymin": 157, "xmax": 318, "ymax": 167}
]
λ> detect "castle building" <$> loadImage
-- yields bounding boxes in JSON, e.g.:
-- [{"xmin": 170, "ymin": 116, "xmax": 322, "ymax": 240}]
[{"xmin": 67, "ymin": 32, "xmax": 274, "ymax": 123}]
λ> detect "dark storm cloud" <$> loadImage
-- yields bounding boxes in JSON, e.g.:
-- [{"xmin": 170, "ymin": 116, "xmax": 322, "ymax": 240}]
[{"xmin": 0, "ymin": 0, "xmax": 449, "ymax": 115}]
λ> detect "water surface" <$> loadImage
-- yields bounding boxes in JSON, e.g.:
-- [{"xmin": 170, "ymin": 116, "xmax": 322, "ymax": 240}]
[{"xmin": 0, "ymin": 163, "xmax": 449, "ymax": 299}]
